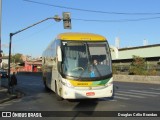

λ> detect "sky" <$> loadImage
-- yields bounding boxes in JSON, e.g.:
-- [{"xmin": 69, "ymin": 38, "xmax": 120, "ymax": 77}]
[{"xmin": 2, "ymin": 0, "xmax": 160, "ymax": 57}]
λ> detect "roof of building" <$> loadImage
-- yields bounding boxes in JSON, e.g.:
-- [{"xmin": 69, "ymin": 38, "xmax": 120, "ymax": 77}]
[
  {"xmin": 25, "ymin": 60, "xmax": 42, "ymax": 65},
  {"xmin": 119, "ymin": 44, "xmax": 160, "ymax": 51}
]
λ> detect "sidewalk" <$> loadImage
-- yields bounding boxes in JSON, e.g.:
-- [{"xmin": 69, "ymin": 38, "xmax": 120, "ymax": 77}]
[
  {"xmin": 0, "ymin": 86, "xmax": 18, "ymax": 104},
  {"xmin": 0, "ymin": 78, "xmax": 23, "ymax": 104}
]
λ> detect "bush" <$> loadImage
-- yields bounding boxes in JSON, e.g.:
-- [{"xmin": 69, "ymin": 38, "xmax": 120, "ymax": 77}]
[
  {"xmin": 129, "ymin": 55, "xmax": 146, "ymax": 75},
  {"xmin": 147, "ymin": 69, "xmax": 157, "ymax": 76},
  {"xmin": 129, "ymin": 55, "xmax": 158, "ymax": 76},
  {"xmin": 112, "ymin": 65, "xmax": 118, "ymax": 74}
]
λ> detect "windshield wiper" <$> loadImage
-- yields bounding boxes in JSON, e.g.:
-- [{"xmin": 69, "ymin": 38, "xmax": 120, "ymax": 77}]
[
  {"xmin": 93, "ymin": 64, "xmax": 102, "ymax": 77},
  {"xmin": 77, "ymin": 64, "xmax": 89, "ymax": 80}
]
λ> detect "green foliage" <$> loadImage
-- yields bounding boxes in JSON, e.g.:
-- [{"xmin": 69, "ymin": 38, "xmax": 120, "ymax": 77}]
[
  {"xmin": 129, "ymin": 55, "xmax": 157, "ymax": 76},
  {"xmin": 129, "ymin": 55, "xmax": 146, "ymax": 75},
  {"xmin": 11, "ymin": 53, "xmax": 24, "ymax": 63},
  {"xmin": 147, "ymin": 69, "xmax": 157, "ymax": 76},
  {"xmin": 112, "ymin": 65, "xmax": 118, "ymax": 74}
]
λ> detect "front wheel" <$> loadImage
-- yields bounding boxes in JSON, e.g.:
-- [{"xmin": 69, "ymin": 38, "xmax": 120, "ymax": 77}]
[{"xmin": 55, "ymin": 82, "xmax": 63, "ymax": 101}]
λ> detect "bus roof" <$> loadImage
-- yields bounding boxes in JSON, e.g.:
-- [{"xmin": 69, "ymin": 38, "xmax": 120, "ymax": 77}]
[{"xmin": 56, "ymin": 32, "xmax": 107, "ymax": 41}]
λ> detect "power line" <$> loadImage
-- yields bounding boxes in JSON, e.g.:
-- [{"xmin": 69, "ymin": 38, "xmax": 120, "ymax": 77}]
[
  {"xmin": 22, "ymin": 0, "xmax": 160, "ymax": 22},
  {"xmin": 23, "ymin": 0, "xmax": 160, "ymax": 15},
  {"xmin": 72, "ymin": 16, "xmax": 160, "ymax": 22}
]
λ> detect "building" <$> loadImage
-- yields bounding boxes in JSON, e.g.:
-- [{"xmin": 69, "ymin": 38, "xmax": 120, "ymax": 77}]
[
  {"xmin": 23, "ymin": 60, "xmax": 42, "ymax": 72},
  {"xmin": 111, "ymin": 44, "xmax": 160, "ymax": 61},
  {"xmin": 1, "ymin": 55, "xmax": 42, "ymax": 73},
  {"xmin": 111, "ymin": 44, "xmax": 160, "ymax": 74}
]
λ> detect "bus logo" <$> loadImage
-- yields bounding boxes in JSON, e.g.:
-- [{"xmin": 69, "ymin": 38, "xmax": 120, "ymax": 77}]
[{"xmin": 89, "ymin": 87, "xmax": 92, "ymax": 90}]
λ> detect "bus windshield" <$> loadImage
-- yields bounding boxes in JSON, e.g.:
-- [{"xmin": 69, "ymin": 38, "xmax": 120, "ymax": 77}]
[{"xmin": 62, "ymin": 41, "xmax": 112, "ymax": 79}]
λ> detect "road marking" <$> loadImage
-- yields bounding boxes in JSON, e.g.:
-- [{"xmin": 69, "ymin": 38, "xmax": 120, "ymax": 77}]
[
  {"xmin": 149, "ymin": 88, "xmax": 160, "ymax": 91},
  {"xmin": 114, "ymin": 96, "xmax": 130, "ymax": 100},
  {"xmin": 117, "ymin": 91, "xmax": 157, "ymax": 97},
  {"xmin": 115, "ymin": 93, "xmax": 145, "ymax": 98},
  {"xmin": 0, "ymin": 89, "xmax": 8, "ymax": 92},
  {"xmin": 99, "ymin": 97, "xmax": 117, "ymax": 101},
  {"xmin": 129, "ymin": 90, "xmax": 160, "ymax": 95},
  {"xmin": 0, "ymin": 107, "xmax": 5, "ymax": 110},
  {"xmin": 12, "ymin": 99, "xmax": 22, "ymax": 102},
  {"xmin": 0, "ymin": 102, "xmax": 12, "ymax": 107}
]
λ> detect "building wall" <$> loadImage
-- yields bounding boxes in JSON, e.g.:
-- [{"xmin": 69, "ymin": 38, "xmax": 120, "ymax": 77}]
[
  {"xmin": 111, "ymin": 44, "xmax": 160, "ymax": 60},
  {"xmin": 111, "ymin": 44, "xmax": 160, "ymax": 75}
]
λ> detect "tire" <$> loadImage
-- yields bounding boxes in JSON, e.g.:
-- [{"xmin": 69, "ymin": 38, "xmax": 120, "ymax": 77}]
[
  {"xmin": 110, "ymin": 85, "xmax": 115, "ymax": 100},
  {"xmin": 43, "ymin": 77, "xmax": 50, "ymax": 91}
]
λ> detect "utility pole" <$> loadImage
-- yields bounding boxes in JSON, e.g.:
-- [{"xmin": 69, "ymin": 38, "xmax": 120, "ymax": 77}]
[
  {"xmin": 0, "ymin": 0, "xmax": 2, "ymax": 87},
  {"xmin": 0, "ymin": 0, "xmax": 2, "ymax": 64}
]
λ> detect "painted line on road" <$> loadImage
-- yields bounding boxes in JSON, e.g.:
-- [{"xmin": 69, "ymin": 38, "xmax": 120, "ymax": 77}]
[
  {"xmin": 0, "ymin": 107, "xmax": 4, "ymax": 109},
  {"xmin": 117, "ymin": 91, "xmax": 157, "ymax": 97},
  {"xmin": 98, "ymin": 98, "xmax": 117, "ymax": 101},
  {"xmin": 114, "ymin": 96, "xmax": 130, "ymax": 100},
  {"xmin": 149, "ymin": 88, "xmax": 160, "ymax": 91},
  {"xmin": 115, "ymin": 93, "xmax": 145, "ymax": 98},
  {"xmin": 129, "ymin": 90, "xmax": 160, "ymax": 95}
]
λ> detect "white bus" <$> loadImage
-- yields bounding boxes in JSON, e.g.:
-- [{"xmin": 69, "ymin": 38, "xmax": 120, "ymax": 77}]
[{"xmin": 42, "ymin": 32, "xmax": 113, "ymax": 100}]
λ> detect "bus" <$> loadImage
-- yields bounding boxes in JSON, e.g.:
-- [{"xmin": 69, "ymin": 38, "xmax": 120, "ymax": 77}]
[{"xmin": 42, "ymin": 32, "xmax": 113, "ymax": 100}]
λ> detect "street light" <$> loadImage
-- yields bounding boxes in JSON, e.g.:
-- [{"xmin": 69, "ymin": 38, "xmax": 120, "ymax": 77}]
[{"xmin": 8, "ymin": 13, "xmax": 71, "ymax": 92}]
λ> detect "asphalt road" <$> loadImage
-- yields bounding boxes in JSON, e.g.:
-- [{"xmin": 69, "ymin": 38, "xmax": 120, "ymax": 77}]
[{"xmin": 0, "ymin": 74, "xmax": 160, "ymax": 120}]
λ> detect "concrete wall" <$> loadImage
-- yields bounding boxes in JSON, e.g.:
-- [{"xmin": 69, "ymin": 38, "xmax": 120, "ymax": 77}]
[{"xmin": 113, "ymin": 74, "xmax": 160, "ymax": 84}]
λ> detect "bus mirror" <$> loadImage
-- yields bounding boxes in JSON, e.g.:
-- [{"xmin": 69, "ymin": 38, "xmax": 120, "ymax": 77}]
[{"xmin": 57, "ymin": 46, "xmax": 62, "ymax": 62}]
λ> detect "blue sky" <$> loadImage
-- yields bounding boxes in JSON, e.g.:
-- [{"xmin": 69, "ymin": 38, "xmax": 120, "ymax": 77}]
[{"xmin": 2, "ymin": 0, "xmax": 160, "ymax": 57}]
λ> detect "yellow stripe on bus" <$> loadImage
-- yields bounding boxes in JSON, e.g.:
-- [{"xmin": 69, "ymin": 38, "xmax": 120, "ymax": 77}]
[{"xmin": 69, "ymin": 78, "xmax": 110, "ymax": 87}]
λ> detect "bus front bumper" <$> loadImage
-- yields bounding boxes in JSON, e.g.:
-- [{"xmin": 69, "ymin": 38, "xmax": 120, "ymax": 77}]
[{"xmin": 61, "ymin": 85, "xmax": 113, "ymax": 99}]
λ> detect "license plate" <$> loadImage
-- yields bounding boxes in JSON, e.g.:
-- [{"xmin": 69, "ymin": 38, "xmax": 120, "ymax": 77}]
[{"xmin": 86, "ymin": 92, "xmax": 95, "ymax": 96}]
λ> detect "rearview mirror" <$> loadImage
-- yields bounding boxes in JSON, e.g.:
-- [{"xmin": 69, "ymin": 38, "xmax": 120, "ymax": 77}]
[{"xmin": 57, "ymin": 46, "xmax": 62, "ymax": 62}]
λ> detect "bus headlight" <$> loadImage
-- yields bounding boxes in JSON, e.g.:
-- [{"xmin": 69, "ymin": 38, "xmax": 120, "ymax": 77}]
[
  {"xmin": 61, "ymin": 79, "xmax": 74, "ymax": 88},
  {"xmin": 105, "ymin": 81, "xmax": 113, "ymax": 87}
]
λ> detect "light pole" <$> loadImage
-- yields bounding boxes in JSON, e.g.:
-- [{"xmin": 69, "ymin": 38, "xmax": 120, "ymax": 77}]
[
  {"xmin": 0, "ymin": 0, "xmax": 2, "ymax": 87},
  {"xmin": 0, "ymin": 0, "xmax": 2, "ymax": 63},
  {"xmin": 0, "ymin": 0, "xmax": 2, "ymax": 54},
  {"xmin": 7, "ymin": 15, "xmax": 67, "ymax": 92}
]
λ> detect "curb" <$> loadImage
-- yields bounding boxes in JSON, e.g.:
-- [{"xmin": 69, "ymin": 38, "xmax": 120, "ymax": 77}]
[
  {"xmin": 0, "ymin": 94, "xmax": 17, "ymax": 104},
  {"xmin": 113, "ymin": 75, "xmax": 160, "ymax": 84},
  {"xmin": 0, "ymin": 86, "xmax": 24, "ymax": 104}
]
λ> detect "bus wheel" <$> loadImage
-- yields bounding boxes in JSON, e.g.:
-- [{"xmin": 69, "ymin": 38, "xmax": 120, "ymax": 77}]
[
  {"xmin": 55, "ymin": 83, "xmax": 63, "ymax": 101},
  {"xmin": 43, "ymin": 77, "xmax": 50, "ymax": 91},
  {"xmin": 44, "ymin": 81, "xmax": 50, "ymax": 91}
]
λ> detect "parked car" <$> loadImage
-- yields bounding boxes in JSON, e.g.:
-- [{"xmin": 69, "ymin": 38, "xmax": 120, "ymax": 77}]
[{"xmin": 0, "ymin": 70, "xmax": 8, "ymax": 78}]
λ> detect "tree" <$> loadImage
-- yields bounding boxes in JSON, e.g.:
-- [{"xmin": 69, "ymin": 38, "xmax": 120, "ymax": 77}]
[
  {"xmin": 129, "ymin": 55, "xmax": 146, "ymax": 75},
  {"xmin": 11, "ymin": 53, "xmax": 24, "ymax": 63}
]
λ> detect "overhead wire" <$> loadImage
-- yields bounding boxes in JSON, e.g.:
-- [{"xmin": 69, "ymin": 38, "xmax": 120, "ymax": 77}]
[
  {"xmin": 23, "ymin": 0, "xmax": 160, "ymax": 15},
  {"xmin": 23, "ymin": 0, "xmax": 160, "ymax": 22},
  {"xmin": 72, "ymin": 16, "xmax": 160, "ymax": 22}
]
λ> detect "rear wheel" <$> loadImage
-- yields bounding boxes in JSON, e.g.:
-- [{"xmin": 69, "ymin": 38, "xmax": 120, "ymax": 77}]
[{"xmin": 43, "ymin": 77, "xmax": 50, "ymax": 91}]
